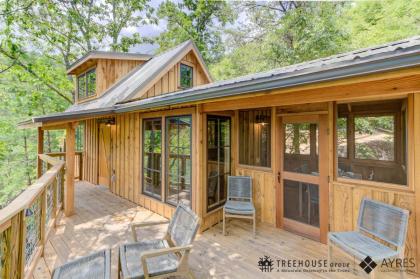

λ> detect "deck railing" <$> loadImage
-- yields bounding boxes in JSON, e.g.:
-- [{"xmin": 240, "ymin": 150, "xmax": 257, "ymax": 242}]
[
  {"xmin": 0, "ymin": 154, "xmax": 65, "ymax": 279},
  {"xmin": 46, "ymin": 151, "xmax": 82, "ymax": 180}
]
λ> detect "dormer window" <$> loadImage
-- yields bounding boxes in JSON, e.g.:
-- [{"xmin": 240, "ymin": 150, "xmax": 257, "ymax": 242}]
[
  {"xmin": 180, "ymin": 63, "xmax": 193, "ymax": 88},
  {"xmin": 77, "ymin": 68, "xmax": 96, "ymax": 100}
]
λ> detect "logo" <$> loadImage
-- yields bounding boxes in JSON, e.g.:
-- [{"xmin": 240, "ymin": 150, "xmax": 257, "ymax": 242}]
[
  {"xmin": 359, "ymin": 256, "xmax": 377, "ymax": 274},
  {"xmin": 258, "ymin": 255, "xmax": 274, "ymax": 272}
]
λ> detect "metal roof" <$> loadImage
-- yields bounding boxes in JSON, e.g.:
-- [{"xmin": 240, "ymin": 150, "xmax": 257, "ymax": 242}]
[
  {"xmin": 28, "ymin": 36, "xmax": 420, "ymax": 124},
  {"xmin": 65, "ymin": 40, "xmax": 210, "ymax": 114},
  {"xmin": 66, "ymin": 51, "xmax": 153, "ymax": 74}
]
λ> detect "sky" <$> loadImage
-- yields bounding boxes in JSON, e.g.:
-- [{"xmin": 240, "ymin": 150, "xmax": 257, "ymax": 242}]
[{"xmin": 122, "ymin": 0, "xmax": 166, "ymax": 54}]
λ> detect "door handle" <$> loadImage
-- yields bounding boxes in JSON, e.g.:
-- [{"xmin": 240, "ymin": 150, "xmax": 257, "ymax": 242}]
[{"xmin": 277, "ymin": 171, "xmax": 281, "ymax": 183}]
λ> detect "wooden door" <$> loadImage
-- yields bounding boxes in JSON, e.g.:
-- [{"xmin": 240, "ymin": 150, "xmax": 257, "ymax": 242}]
[
  {"xmin": 277, "ymin": 114, "xmax": 329, "ymax": 243},
  {"xmin": 98, "ymin": 124, "xmax": 112, "ymax": 187}
]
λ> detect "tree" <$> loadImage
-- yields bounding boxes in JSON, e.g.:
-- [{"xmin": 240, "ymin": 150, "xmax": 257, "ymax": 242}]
[
  {"xmin": 100, "ymin": 0, "xmax": 157, "ymax": 52},
  {"xmin": 156, "ymin": 0, "xmax": 234, "ymax": 63},
  {"xmin": 344, "ymin": 0, "xmax": 420, "ymax": 49}
]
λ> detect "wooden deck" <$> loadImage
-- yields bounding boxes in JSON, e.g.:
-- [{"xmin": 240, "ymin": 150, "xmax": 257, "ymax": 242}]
[{"xmin": 32, "ymin": 181, "xmax": 416, "ymax": 279}]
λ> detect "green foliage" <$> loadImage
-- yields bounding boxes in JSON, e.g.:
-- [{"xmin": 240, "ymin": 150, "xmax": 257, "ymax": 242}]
[
  {"xmin": 156, "ymin": 0, "xmax": 234, "ymax": 63},
  {"xmin": 210, "ymin": 0, "xmax": 419, "ymax": 81},
  {"xmin": 345, "ymin": 0, "xmax": 420, "ymax": 49}
]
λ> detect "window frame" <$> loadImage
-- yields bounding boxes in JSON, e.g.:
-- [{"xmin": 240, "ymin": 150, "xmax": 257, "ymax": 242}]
[
  {"xmin": 165, "ymin": 115, "xmax": 193, "ymax": 207},
  {"xmin": 142, "ymin": 118, "xmax": 163, "ymax": 200},
  {"xmin": 335, "ymin": 99, "xmax": 409, "ymax": 188},
  {"xmin": 179, "ymin": 63, "xmax": 194, "ymax": 89},
  {"xmin": 77, "ymin": 67, "xmax": 96, "ymax": 101},
  {"xmin": 206, "ymin": 115, "xmax": 231, "ymax": 212},
  {"xmin": 238, "ymin": 109, "xmax": 272, "ymax": 169}
]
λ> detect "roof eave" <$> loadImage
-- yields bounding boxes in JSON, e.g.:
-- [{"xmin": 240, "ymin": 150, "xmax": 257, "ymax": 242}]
[
  {"xmin": 66, "ymin": 51, "xmax": 153, "ymax": 75},
  {"xmin": 117, "ymin": 50, "xmax": 420, "ymax": 113}
]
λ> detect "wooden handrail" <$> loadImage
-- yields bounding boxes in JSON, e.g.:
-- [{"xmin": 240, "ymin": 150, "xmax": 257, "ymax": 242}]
[
  {"xmin": 45, "ymin": 151, "xmax": 83, "ymax": 180},
  {"xmin": 0, "ymin": 154, "xmax": 66, "ymax": 279}
]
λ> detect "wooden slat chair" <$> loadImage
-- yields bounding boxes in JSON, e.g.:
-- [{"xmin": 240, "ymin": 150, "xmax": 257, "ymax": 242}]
[
  {"xmin": 119, "ymin": 203, "xmax": 200, "ymax": 279},
  {"xmin": 52, "ymin": 249, "xmax": 111, "ymax": 279},
  {"xmin": 223, "ymin": 176, "xmax": 256, "ymax": 237},
  {"xmin": 328, "ymin": 198, "xmax": 409, "ymax": 279}
]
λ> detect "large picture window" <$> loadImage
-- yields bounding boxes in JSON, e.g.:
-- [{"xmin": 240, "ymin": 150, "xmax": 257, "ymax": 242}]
[
  {"xmin": 337, "ymin": 100, "xmax": 407, "ymax": 185},
  {"xmin": 77, "ymin": 68, "xmax": 96, "ymax": 100},
  {"xmin": 207, "ymin": 115, "xmax": 231, "ymax": 211},
  {"xmin": 166, "ymin": 116, "xmax": 192, "ymax": 207},
  {"xmin": 239, "ymin": 109, "xmax": 271, "ymax": 167},
  {"xmin": 142, "ymin": 118, "xmax": 162, "ymax": 199}
]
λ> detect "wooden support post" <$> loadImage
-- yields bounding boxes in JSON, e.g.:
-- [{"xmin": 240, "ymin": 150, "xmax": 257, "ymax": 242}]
[
  {"xmin": 37, "ymin": 127, "xmax": 44, "ymax": 178},
  {"xmin": 65, "ymin": 122, "xmax": 76, "ymax": 216},
  {"xmin": 413, "ymin": 93, "xmax": 420, "ymax": 274}
]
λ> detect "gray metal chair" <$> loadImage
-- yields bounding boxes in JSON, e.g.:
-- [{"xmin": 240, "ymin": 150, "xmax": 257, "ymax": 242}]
[
  {"xmin": 52, "ymin": 249, "xmax": 111, "ymax": 279},
  {"xmin": 119, "ymin": 203, "xmax": 200, "ymax": 279},
  {"xmin": 223, "ymin": 176, "xmax": 256, "ymax": 237},
  {"xmin": 328, "ymin": 198, "xmax": 409, "ymax": 279}
]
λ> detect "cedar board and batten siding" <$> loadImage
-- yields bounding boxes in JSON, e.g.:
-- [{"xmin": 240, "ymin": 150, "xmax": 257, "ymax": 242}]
[
  {"xmin": 141, "ymin": 50, "xmax": 210, "ymax": 99},
  {"xmin": 75, "ymin": 59, "xmax": 144, "ymax": 104},
  {"xmin": 96, "ymin": 59, "xmax": 145, "ymax": 97},
  {"xmin": 80, "ymin": 67, "xmax": 420, "ymax": 273}
]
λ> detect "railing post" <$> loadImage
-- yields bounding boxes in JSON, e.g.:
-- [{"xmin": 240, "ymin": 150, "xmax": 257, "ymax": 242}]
[
  {"xmin": 18, "ymin": 210, "xmax": 26, "ymax": 279},
  {"xmin": 65, "ymin": 122, "xmax": 76, "ymax": 216},
  {"xmin": 37, "ymin": 127, "xmax": 44, "ymax": 178},
  {"xmin": 40, "ymin": 190, "xmax": 46, "ymax": 257}
]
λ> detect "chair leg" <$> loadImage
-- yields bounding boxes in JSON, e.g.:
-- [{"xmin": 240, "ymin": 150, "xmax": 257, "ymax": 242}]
[
  {"xmin": 253, "ymin": 213, "xmax": 256, "ymax": 238},
  {"xmin": 223, "ymin": 209, "xmax": 226, "ymax": 236}
]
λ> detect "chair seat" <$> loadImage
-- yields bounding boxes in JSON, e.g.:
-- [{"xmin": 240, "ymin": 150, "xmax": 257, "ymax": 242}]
[
  {"xmin": 224, "ymin": 200, "xmax": 255, "ymax": 215},
  {"xmin": 52, "ymin": 249, "xmax": 111, "ymax": 279},
  {"xmin": 329, "ymin": 231, "xmax": 399, "ymax": 261},
  {"xmin": 119, "ymin": 240, "xmax": 178, "ymax": 279}
]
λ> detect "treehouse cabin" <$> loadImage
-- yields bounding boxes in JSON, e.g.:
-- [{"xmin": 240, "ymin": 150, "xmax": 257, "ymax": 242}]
[{"xmin": 3, "ymin": 37, "xmax": 420, "ymax": 278}]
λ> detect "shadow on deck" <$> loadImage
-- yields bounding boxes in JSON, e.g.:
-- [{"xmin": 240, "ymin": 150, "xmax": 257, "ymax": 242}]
[{"xmin": 33, "ymin": 181, "xmax": 414, "ymax": 279}]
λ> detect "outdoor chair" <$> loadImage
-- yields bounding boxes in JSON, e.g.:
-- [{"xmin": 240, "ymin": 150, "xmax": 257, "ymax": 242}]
[
  {"xmin": 328, "ymin": 198, "xmax": 409, "ymax": 279},
  {"xmin": 52, "ymin": 249, "xmax": 111, "ymax": 279},
  {"xmin": 223, "ymin": 176, "xmax": 256, "ymax": 237},
  {"xmin": 119, "ymin": 203, "xmax": 200, "ymax": 279}
]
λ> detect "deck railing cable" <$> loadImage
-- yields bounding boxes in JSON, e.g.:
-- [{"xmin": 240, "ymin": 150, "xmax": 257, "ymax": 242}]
[{"xmin": 0, "ymin": 153, "xmax": 65, "ymax": 279}]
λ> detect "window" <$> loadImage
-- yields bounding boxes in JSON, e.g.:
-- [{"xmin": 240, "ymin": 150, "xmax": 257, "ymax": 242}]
[
  {"xmin": 75, "ymin": 121, "xmax": 85, "ymax": 151},
  {"xmin": 180, "ymin": 64, "xmax": 193, "ymax": 88},
  {"xmin": 337, "ymin": 100, "xmax": 407, "ymax": 185},
  {"xmin": 239, "ymin": 109, "xmax": 271, "ymax": 167},
  {"xmin": 207, "ymin": 116, "xmax": 231, "ymax": 211},
  {"xmin": 166, "ymin": 116, "xmax": 192, "ymax": 207},
  {"xmin": 77, "ymin": 68, "xmax": 96, "ymax": 100},
  {"xmin": 142, "ymin": 118, "xmax": 162, "ymax": 199},
  {"xmin": 284, "ymin": 123, "xmax": 318, "ymax": 175}
]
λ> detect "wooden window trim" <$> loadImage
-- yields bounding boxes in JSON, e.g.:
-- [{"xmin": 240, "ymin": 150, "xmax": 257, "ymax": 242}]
[
  {"xmin": 139, "ymin": 108, "xmax": 196, "ymax": 206},
  {"xmin": 335, "ymin": 99, "xmax": 409, "ymax": 188},
  {"xmin": 164, "ymin": 114, "xmax": 193, "ymax": 207},
  {"xmin": 178, "ymin": 62, "xmax": 194, "ymax": 89},
  {"xmin": 77, "ymin": 67, "xmax": 97, "ymax": 103},
  {"xmin": 206, "ymin": 115, "xmax": 231, "ymax": 212},
  {"xmin": 141, "ymin": 118, "xmax": 163, "ymax": 201}
]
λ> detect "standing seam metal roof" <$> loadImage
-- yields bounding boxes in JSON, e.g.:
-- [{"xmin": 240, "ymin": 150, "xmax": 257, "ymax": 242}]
[{"xmin": 31, "ymin": 36, "xmax": 420, "ymax": 123}]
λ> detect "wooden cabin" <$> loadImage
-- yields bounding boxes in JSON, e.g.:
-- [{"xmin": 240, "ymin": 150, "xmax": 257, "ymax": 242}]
[{"xmin": 8, "ymin": 37, "xmax": 420, "ymax": 277}]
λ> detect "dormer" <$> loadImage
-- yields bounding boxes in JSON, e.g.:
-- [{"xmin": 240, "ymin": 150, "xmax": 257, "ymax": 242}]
[{"xmin": 67, "ymin": 51, "xmax": 153, "ymax": 104}]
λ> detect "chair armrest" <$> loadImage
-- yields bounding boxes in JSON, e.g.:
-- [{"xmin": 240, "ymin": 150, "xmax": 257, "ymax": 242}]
[
  {"xmin": 140, "ymin": 245, "xmax": 193, "ymax": 276},
  {"xmin": 131, "ymin": 220, "xmax": 169, "ymax": 242}
]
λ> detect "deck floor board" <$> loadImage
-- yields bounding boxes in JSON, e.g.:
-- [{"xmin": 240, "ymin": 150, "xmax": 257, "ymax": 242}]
[{"xmin": 35, "ymin": 181, "xmax": 416, "ymax": 279}]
